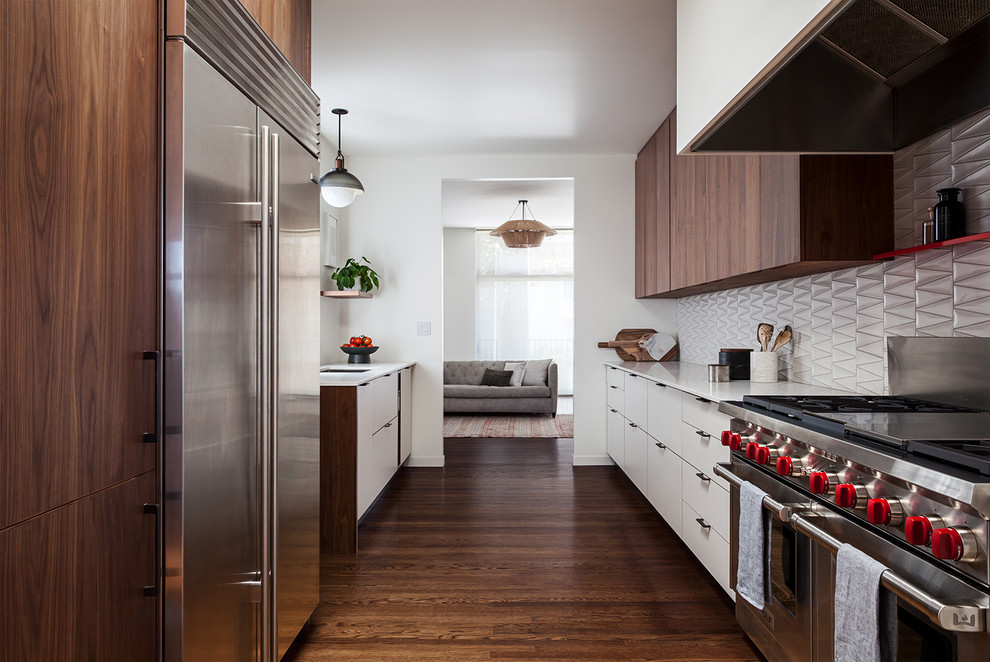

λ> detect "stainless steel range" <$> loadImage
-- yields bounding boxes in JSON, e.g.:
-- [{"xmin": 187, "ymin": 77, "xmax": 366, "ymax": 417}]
[{"xmin": 716, "ymin": 338, "xmax": 990, "ymax": 662}]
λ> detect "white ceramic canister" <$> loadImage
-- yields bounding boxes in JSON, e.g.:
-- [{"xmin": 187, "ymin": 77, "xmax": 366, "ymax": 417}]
[{"xmin": 750, "ymin": 351, "xmax": 778, "ymax": 383}]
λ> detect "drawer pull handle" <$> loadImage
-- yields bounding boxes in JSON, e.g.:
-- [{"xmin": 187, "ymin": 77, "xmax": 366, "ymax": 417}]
[
  {"xmin": 628, "ymin": 422, "xmax": 637, "ymax": 428},
  {"xmin": 609, "ymin": 408, "xmax": 617, "ymax": 413},
  {"xmin": 695, "ymin": 397, "xmax": 712, "ymax": 404},
  {"xmin": 609, "ymin": 385, "xmax": 618, "ymax": 389},
  {"xmin": 695, "ymin": 430, "xmax": 711, "ymax": 439},
  {"xmin": 696, "ymin": 472, "xmax": 711, "ymax": 482},
  {"xmin": 655, "ymin": 442, "xmax": 666, "ymax": 449},
  {"xmin": 696, "ymin": 517, "xmax": 711, "ymax": 529}
]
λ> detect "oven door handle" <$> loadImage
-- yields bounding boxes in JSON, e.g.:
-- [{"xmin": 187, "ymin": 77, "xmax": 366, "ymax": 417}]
[
  {"xmin": 713, "ymin": 462, "xmax": 804, "ymax": 521},
  {"xmin": 789, "ymin": 513, "xmax": 987, "ymax": 634}
]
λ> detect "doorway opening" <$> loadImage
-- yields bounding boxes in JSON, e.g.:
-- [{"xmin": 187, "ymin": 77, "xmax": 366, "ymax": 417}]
[{"xmin": 441, "ymin": 178, "xmax": 574, "ymax": 440}]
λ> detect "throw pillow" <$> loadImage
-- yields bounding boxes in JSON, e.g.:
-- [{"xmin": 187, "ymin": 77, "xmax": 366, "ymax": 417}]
[
  {"xmin": 481, "ymin": 368, "xmax": 513, "ymax": 387},
  {"xmin": 503, "ymin": 361, "xmax": 527, "ymax": 387},
  {"xmin": 522, "ymin": 358, "xmax": 552, "ymax": 386}
]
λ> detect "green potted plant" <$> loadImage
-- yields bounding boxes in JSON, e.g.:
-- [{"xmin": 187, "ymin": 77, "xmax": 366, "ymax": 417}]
[{"xmin": 331, "ymin": 256, "xmax": 380, "ymax": 292}]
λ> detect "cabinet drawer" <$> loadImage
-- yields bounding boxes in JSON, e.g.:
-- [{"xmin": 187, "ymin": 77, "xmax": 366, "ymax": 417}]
[
  {"xmin": 646, "ymin": 381, "xmax": 681, "ymax": 454},
  {"xmin": 623, "ymin": 373, "xmax": 648, "ymax": 428},
  {"xmin": 606, "ymin": 406, "xmax": 625, "ymax": 469},
  {"xmin": 607, "ymin": 382, "xmax": 624, "ymax": 412},
  {"xmin": 680, "ymin": 422, "xmax": 730, "ymax": 491},
  {"xmin": 681, "ymin": 500, "xmax": 731, "ymax": 597},
  {"xmin": 606, "ymin": 366, "xmax": 625, "ymax": 389},
  {"xmin": 371, "ymin": 372, "xmax": 399, "ymax": 433},
  {"xmin": 681, "ymin": 393, "xmax": 730, "ymax": 438},
  {"xmin": 624, "ymin": 422, "xmax": 649, "ymax": 496},
  {"xmin": 647, "ymin": 438, "xmax": 682, "ymax": 536},
  {"xmin": 681, "ymin": 460, "xmax": 729, "ymax": 539}
]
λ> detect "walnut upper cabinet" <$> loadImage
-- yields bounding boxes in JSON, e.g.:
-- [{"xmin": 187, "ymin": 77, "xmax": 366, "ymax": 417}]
[
  {"xmin": 635, "ymin": 115, "xmax": 671, "ymax": 297},
  {"xmin": 636, "ymin": 108, "xmax": 894, "ymax": 298}
]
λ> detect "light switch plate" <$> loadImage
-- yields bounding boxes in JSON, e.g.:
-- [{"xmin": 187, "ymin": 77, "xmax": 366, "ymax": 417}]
[{"xmin": 416, "ymin": 321, "xmax": 431, "ymax": 336}]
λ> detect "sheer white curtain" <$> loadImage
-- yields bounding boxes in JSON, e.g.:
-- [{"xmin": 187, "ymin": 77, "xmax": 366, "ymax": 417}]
[{"xmin": 475, "ymin": 230, "xmax": 574, "ymax": 394}]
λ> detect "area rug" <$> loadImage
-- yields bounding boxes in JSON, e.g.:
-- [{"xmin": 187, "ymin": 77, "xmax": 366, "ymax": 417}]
[{"xmin": 443, "ymin": 414, "xmax": 574, "ymax": 438}]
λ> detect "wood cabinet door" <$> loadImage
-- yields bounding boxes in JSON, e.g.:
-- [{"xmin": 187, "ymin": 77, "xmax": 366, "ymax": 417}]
[
  {"xmin": 635, "ymin": 113, "xmax": 672, "ymax": 298},
  {"xmin": 0, "ymin": 0, "xmax": 159, "ymax": 530},
  {"xmin": 707, "ymin": 155, "xmax": 762, "ymax": 281},
  {"xmin": 0, "ymin": 471, "xmax": 158, "ymax": 661},
  {"xmin": 670, "ymin": 151, "xmax": 710, "ymax": 290}
]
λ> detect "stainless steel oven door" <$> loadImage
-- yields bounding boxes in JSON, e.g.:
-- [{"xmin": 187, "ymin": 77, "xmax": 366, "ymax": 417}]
[
  {"xmin": 727, "ymin": 459, "xmax": 816, "ymax": 662},
  {"xmin": 799, "ymin": 508, "xmax": 990, "ymax": 662}
]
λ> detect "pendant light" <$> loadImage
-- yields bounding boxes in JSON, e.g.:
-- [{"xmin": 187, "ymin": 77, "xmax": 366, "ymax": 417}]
[
  {"xmin": 319, "ymin": 108, "xmax": 365, "ymax": 208},
  {"xmin": 489, "ymin": 200, "xmax": 557, "ymax": 248}
]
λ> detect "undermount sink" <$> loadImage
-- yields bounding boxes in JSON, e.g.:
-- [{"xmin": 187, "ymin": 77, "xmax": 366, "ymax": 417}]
[{"xmin": 320, "ymin": 367, "xmax": 371, "ymax": 373}]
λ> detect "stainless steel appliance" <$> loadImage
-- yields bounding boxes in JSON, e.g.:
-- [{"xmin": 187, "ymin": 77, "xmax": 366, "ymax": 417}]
[
  {"xmin": 162, "ymin": 1, "xmax": 321, "ymax": 660},
  {"xmin": 716, "ymin": 338, "xmax": 990, "ymax": 661}
]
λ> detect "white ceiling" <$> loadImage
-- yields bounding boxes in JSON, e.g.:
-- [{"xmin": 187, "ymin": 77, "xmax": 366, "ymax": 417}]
[
  {"xmin": 441, "ymin": 178, "xmax": 575, "ymax": 229},
  {"xmin": 311, "ymin": 0, "xmax": 676, "ymax": 157}
]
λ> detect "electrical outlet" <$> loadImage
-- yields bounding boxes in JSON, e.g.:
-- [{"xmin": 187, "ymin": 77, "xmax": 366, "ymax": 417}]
[{"xmin": 416, "ymin": 321, "xmax": 431, "ymax": 336}]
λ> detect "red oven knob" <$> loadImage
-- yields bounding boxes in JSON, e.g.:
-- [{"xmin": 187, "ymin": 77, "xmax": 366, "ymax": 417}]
[
  {"xmin": 720, "ymin": 430, "xmax": 741, "ymax": 450},
  {"xmin": 904, "ymin": 516, "xmax": 939, "ymax": 546},
  {"xmin": 931, "ymin": 528, "xmax": 964, "ymax": 561},
  {"xmin": 745, "ymin": 442, "xmax": 760, "ymax": 460},
  {"xmin": 866, "ymin": 498, "xmax": 903, "ymax": 526},
  {"xmin": 808, "ymin": 472, "xmax": 832, "ymax": 494},
  {"xmin": 776, "ymin": 456, "xmax": 798, "ymax": 477},
  {"xmin": 834, "ymin": 483, "xmax": 867, "ymax": 509}
]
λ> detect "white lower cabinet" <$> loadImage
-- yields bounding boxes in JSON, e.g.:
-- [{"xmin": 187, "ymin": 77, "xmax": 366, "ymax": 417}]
[
  {"xmin": 681, "ymin": 460, "xmax": 729, "ymax": 540},
  {"xmin": 624, "ymin": 422, "xmax": 649, "ymax": 495},
  {"xmin": 606, "ymin": 406, "xmax": 625, "ymax": 469},
  {"xmin": 604, "ymin": 365, "xmax": 733, "ymax": 598},
  {"xmin": 681, "ymin": 500, "xmax": 731, "ymax": 595},
  {"xmin": 647, "ymin": 437, "xmax": 682, "ymax": 536}
]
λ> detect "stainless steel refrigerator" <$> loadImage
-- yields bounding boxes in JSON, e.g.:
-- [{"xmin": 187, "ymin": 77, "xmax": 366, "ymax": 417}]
[{"xmin": 163, "ymin": 1, "xmax": 321, "ymax": 659}]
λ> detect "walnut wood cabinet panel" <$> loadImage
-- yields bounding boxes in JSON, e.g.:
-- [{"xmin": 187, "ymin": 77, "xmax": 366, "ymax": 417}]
[
  {"xmin": 636, "ymin": 109, "xmax": 894, "ymax": 298},
  {"xmin": 1, "ymin": 0, "xmax": 160, "ymax": 658},
  {"xmin": 239, "ymin": 0, "xmax": 312, "ymax": 82},
  {"xmin": 0, "ymin": 471, "xmax": 158, "ymax": 661},
  {"xmin": 635, "ymin": 117, "xmax": 671, "ymax": 297}
]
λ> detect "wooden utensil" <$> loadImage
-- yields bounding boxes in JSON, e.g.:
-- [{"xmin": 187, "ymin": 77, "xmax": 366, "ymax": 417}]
[
  {"xmin": 597, "ymin": 328, "xmax": 678, "ymax": 362},
  {"xmin": 757, "ymin": 323, "xmax": 774, "ymax": 352},
  {"xmin": 771, "ymin": 325, "xmax": 792, "ymax": 352}
]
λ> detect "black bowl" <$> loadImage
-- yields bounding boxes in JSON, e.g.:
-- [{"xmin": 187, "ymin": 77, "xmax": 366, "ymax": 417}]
[{"xmin": 340, "ymin": 345, "xmax": 379, "ymax": 364}]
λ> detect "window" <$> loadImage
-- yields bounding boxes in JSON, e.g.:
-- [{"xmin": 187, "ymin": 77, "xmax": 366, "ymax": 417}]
[{"xmin": 475, "ymin": 229, "xmax": 574, "ymax": 394}]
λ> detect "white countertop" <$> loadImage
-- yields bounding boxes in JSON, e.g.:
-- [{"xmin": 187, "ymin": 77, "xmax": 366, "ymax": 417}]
[
  {"xmin": 604, "ymin": 360, "xmax": 854, "ymax": 402},
  {"xmin": 319, "ymin": 361, "xmax": 415, "ymax": 386}
]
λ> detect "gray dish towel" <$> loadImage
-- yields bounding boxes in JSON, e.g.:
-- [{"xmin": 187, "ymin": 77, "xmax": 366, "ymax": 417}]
[
  {"xmin": 736, "ymin": 481, "xmax": 770, "ymax": 610},
  {"xmin": 834, "ymin": 543, "xmax": 898, "ymax": 662}
]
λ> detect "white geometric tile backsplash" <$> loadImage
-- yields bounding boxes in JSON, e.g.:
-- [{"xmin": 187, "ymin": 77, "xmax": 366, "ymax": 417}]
[{"xmin": 675, "ymin": 109, "xmax": 990, "ymax": 394}]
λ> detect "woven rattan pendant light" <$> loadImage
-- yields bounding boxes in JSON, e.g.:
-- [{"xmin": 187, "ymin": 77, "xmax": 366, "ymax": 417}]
[{"xmin": 489, "ymin": 200, "xmax": 557, "ymax": 248}]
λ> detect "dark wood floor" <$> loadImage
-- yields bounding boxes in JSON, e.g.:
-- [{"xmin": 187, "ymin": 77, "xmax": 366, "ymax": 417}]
[{"xmin": 289, "ymin": 438, "xmax": 763, "ymax": 661}]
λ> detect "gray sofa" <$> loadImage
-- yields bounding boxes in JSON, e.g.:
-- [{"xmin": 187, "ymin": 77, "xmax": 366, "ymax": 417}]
[{"xmin": 443, "ymin": 359, "xmax": 558, "ymax": 416}]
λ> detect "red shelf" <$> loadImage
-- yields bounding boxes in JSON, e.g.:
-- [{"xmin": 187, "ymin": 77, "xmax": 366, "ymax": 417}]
[{"xmin": 873, "ymin": 231, "xmax": 990, "ymax": 260}]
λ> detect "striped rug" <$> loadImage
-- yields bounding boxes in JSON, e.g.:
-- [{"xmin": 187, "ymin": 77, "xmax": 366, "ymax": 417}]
[{"xmin": 442, "ymin": 414, "xmax": 574, "ymax": 438}]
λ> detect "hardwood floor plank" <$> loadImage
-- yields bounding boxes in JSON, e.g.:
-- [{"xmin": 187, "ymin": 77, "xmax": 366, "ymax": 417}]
[{"xmin": 290, "ymin": 438, "xmax": 763, "ymax": 661}]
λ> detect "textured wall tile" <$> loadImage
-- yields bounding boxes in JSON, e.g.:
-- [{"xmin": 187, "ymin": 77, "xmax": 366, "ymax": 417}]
[
  {"xmin": 953, "ymin": 241, "xmax": 990, "ymax": 336},
  {"xmin": 791, "ymin": 276, "xmax": 814, "ymax": 385},
  {"xmin": 831, "ymin": 268, "xmax": 859, "ymax": 391},
  {"xmin": 811, "ymin": 272, "xmax": 835, "ymax": 388},
  {"xmin": 855, "ymin": 263, "xmax": 885, "ymax": 394},
  {"xmin": 915, "ymin": 249, "xmax": 954, "ymax": 336}
]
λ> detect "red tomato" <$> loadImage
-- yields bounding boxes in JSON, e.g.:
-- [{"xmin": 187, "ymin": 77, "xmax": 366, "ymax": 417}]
[
  {"xmin": 349, "ymin": 336, "xmax": 358, "ymax": 345},
  {"xmin": 363, "ymin": 337, "xmax": 373, "ymax": 346}
]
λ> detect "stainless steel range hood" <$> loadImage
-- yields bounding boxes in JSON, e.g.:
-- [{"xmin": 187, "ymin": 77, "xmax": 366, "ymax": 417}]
[{"xmin": 693, "ymin": 0, "xmax": 990, "ymax": 153}]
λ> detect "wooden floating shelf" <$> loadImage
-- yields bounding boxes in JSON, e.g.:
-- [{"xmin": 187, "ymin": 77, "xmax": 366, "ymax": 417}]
[
  {"xmin": 874, "ymin": 231, "xmax": 990, "ymax": 260},
  {"xmin": 321, "ymin": 290, "xmax": 373, "ymax": 298}
]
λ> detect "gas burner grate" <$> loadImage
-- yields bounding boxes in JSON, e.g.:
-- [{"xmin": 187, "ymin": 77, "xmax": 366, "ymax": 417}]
[{"xmin": 908, "ymin": 440, "xmax": 990, "ymax": 476}]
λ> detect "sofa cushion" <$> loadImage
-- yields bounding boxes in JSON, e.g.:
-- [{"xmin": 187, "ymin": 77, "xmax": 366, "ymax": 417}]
[
  {"xmin": 522, "ymin": 358, "xmax": 552, "ymax": 386},
  {"xmin": 444, "ymin": 384, "xmax": 551, "ymax": 399},
  {"xmin": 503, "ymin": 361, "xmax": 526, "ymax": 386},
  {"xmin": 481, "ymin": 368, "xmax": 513, "ymax": 387},
  {"xmin": 444, "ymin": 361, "xmax": 505, "ymax": 385}
]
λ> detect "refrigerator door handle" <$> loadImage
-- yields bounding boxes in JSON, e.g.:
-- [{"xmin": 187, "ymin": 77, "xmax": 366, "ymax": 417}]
[
  {"xmin": 268, "ymin": 130, "xmax": 281, "ymax": 662},
  {"xmin": 259, "ymin": 123, "xmax": 273, "ymax": 662}
]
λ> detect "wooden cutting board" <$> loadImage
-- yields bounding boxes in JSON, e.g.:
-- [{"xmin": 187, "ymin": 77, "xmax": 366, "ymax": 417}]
[{"xmin": 597, "ymin": 328, "xmax": 664, "ymax": 362}]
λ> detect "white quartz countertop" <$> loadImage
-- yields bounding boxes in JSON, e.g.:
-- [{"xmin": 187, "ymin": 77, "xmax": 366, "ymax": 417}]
[
  {"xmin": 604, "ymin": 360, "xmax": 854, "ymax": 402},
  {"xmin": 319, "ymin": 361, "xmax": 415, "ymax": 386}
]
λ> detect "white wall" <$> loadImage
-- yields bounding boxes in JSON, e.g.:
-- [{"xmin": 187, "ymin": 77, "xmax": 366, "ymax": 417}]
[
  {"xmin": 676, "ymin": 0, "xmax": 837, "ymax": 153},
  {"xmin": 319, "ymin": 204, "xmax": 343, "ymax": 363},
  {"xmin": 442, "ymin": 227, "xmax": 477, "ymax": 360},
  {"xmin": 336, "ymin": 154, "xmax": 676, "ymax": 467}
]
